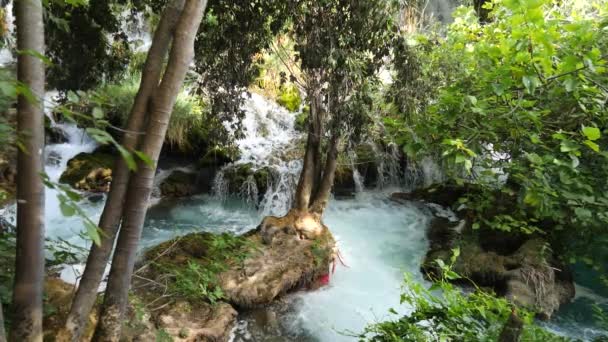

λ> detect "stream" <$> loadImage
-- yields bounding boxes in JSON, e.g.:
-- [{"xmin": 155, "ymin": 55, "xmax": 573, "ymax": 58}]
[{"xmin": 0, "ymin": 92, "xmax": 606, "ymax": 341}]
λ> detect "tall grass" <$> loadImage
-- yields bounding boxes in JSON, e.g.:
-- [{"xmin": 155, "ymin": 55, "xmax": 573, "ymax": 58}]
[{"xmin": 90, "ymin": 73, "xmax": 216, "ymax": 152}]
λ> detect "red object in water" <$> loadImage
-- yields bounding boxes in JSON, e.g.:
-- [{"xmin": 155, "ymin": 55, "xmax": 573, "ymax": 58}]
[{"xmin": 319, "ymin": 273, "xmax": 330, "ymax": 285}]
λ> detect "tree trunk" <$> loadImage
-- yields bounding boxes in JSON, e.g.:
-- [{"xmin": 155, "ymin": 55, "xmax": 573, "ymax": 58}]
[
  {"xmin": 93, "ymin": 1, "xmax": 207, "ymax": 340},
  {"xmin": 310, "ymin": 130, "xmax": 339, "ymax": 214},
  {"xmin": 294, "ymin": 89, "xmax": 322, "ymax": 210},
  {"xmin": 0, "ymin": 302, "xmax": 6, "ymax": 342},
  {"xmin": 59, "ymin": 2, "xmax": 185, "ymax": 340},
  {"xmin": 11, "ymin": 0, "xmax": 46, "ymax": 340}
]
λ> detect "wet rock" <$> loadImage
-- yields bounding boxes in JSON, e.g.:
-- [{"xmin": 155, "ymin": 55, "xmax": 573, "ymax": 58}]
[
  {"xmin": 334, "ymin": 165, "xmax": 355, "ymax": 198},
  {"xmin": 45, "ymin": 125, "xmax": 68, "ymax": 144},
  {"xmin": 59, "ymin": 149, "xmax": 114, "ymax": 192},
  {"xmin": 220, "ymin": 226, "xmax": 334, "ymax": 308},
  {"xmin": 355, "ymin": 143, "xmax": 379, "ymax": 188},
  {"xmin": 222, "ymin": 163, "xmax": 276, "ymax": 200},
  {"xmin": 160, "ymin": 170, "xmax": 199, "ymax": 198},
  {"xmin": 422, "ymin": 224, "xmax": 575, "ymax": 319},
  {"xmin": 155, "ymin": 301, "xmax": 237, "ymax": 342},
  {"xmin": 0, "ymin": 216, "xmax": 14, "ymax": 234},
  {"xmin": 390, "ymin": 181, "xmax": 475, "ymax": 207},
  {"xmin": 47, "ymin": 151, "xmax": 62, "ymax": 167}
]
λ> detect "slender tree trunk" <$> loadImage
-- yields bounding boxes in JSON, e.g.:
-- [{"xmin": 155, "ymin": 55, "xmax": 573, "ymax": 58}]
[
  {"xmin": 310, "ymin": 130, "xmax": 339, "ymax": 214},
  {"xmin": 59, "ymin": 2, "xmax": 185, "ymax": 340},
  {"xmin": 93, "ymin": 1, "xmax": 207, "ymax": 340},
  {"xmin": 295, "ymin": 90, "xmax": 322, "ymax": 210},
  {"xmin": 0, "ymin": 302, "xmax": 6, "ymax": 342},
  {"xmin": 11, "ymin": 0, "xmax": 45, "ymax": 340}
]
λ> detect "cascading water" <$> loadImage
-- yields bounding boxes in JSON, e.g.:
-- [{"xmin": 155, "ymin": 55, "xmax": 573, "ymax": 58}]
[{"xmin": 213, "ymin": 92, "xmax": 303, "ymax": 216}]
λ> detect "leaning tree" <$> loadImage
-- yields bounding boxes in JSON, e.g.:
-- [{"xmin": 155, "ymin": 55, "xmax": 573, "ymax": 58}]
[{"xmin": 259, "ymin": 0, "xmax": 396, "ymax": 239}]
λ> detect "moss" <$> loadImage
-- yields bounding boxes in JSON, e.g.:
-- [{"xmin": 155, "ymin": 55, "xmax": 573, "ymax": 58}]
[
  {"xmin": 198, "ymin": 146, "xmax": 239, "ymax": 168},
  {"xmin": 276, "ymin": 85, "xmax": 302, "ymax": 112},
  {"xmin": 160, "ymin": 171, "xmax": 198, "ymax": 198},
  {"xmin": 59, "ymin": 150, "xmax": 114, "ymax": 189},
  {"xmin": 223, "ymin": 163, "xmax": 275, "ymax": 196}
]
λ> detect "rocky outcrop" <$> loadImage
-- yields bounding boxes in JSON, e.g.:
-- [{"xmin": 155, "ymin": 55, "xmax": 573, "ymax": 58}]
[
  {"xmin": 394, "ymin": 183, "xmax": 575, "ymax": 319},
  {"xmin": 154, "ymin": 301, "xmax": 237, "ymax": 342},
  {"xmin": 221, "ymin": 163, "xmax": 276, "ymax": 200},
  {"xmin": 221, "ymin": 222, "xmax": 334, "ymax": 307},
  {"xmin": 137, "ymin": 224, "xmax": 335, "ymax": 340},
  {"xmin": 160, "ymin": 170, "xmax": 199, "ymax": 198},
  {"xmin": 59, "ymin": 149, "xmax": 114, "ymax": 192}
]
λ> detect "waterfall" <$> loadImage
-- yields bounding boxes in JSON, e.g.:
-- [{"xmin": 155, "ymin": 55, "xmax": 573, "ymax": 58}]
[
  {"xmin": 216, "ymin": 92, "xmax": 303, "ymax": 216},
  {"xmin": 0, "ymin": 0, "xmax": 15, "ymax": 66},
  {"xmin": 239, "ymin": 175, "xmax": 258, "ymax": 207}
]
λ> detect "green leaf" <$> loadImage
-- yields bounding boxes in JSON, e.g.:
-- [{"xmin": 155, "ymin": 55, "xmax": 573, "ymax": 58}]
[
  {"xmin": 17, "ymin": 49, "xmax": 53, "ymax": 66},
  {"xmin": 92, "ymin": 107, "xmax": 104, "ymax": 120},
  {"xmin": 582, "ymin": 126, "xmax": 601, "ymax": 141},
  {"xmin": 84, "ymin": 221, "xmax": 102, "ymax": 247},
  {"xmin": 117, "ymin": 145, "xmax": 137, "ymax": 171},
  {"xmin": 60, "ymin": 202, "xmax": 76, "ymax": 217},
  {"xmin": 584, "ymin": 140, "xmax": 600, "ymax": 152},
  {"xmin": 133, "ymin": 150, "xmax": 154, "ymax": 168}
]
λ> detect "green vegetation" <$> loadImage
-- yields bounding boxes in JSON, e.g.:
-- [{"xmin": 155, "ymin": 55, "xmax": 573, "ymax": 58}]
[
  {"xmin": 69, "ymin": 74, "xmax": 226, "ymax": 153},
  {"xmin": 386, "ymin": 0, "xmax": 608, "ymax": 272},
  {"xmin": 361, "ymin": 252, "xmax": 569, "ymax": 342},
  {"xmin": 145, "ymin": 232, "xmax": 258, "ymax": 304},
  {"xmin": 277, "ymin": 84, "xmax": 302, "ymax": 112}
]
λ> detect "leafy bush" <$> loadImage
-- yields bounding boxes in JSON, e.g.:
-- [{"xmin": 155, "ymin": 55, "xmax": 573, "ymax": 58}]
[
  {"xmin": 386, "ymin": 0, "xmax": 608, "ymax": 268},
  {"xmin": 360, "ymin": 251, "xmax": 569, "ymax": 341}
]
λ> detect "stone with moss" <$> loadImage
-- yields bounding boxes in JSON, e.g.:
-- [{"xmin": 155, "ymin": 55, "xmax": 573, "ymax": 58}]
[
  {"xmin": 198, "ymin": 146, "xmax": 239, "ymax": 169},
  {"xmin": 334, "ymin": 165, "xmax": 355, "ymax": 198},
  {"xmin": 355, "ymin": 143, "xmax": 379, "ymax": 187},
  {"xmin": 160, "ymin": 170, "xmax": 198, "ymax": 198},
  {"xmin": 406, "ymin": 184, "xmax": 576, "ymax": 319},
  {"xmin": 59, "ymin": 149, "xmax": 115, "ymax": 192},
  {"xmin": 223, "ymin": 163, "xmax": 275, "ymax": 198}
]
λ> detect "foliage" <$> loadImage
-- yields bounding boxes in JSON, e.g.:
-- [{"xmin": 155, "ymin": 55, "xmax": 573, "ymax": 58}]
[
  {"xmin": 44, "ymin": 0, "xmax": 135, "ymax": 91},
  {"xmin": 155, "ymin": 233, "xmax": 256, "ymax": 304},
  {"xmin": 386, "ymin": 0, "xmax": 608, "ymax": 266},
  {"xmin": 277, "ymin": 84, "xmax": 302, "ymax": 112},
  {"xmin": 57, "ymin": 74, "xmax": 229, "ymax": 153},
  {"xmin": 360, "ymin": 251, "xmax": 569, "ymax": 341}
]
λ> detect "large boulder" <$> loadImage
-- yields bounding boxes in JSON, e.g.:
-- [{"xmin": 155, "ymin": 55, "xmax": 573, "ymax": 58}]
[
  {"xmin": 221, "ymin": 224, "xmax": 334, "ymax": 307},
  {"xmin": 394, "ymin": 182, "xmax": 575, "ymax": 319},
  {"xmin": 222, "ymin": 163, "xmax": 276, "ymax": 201},
  {"xmin": 416, "ymin": 208, "xmax": 574, "ymax": 319},
  {"xmin": 160, "ymin": 170, "xmax": 199, "ymax": 198},
  {"xmin": 59, "ymin": 149, "xmax": 114, "ymax": 192},
  {"xmin": 154, "ymin": 301, "xmax": 236, "ymax": 342}
]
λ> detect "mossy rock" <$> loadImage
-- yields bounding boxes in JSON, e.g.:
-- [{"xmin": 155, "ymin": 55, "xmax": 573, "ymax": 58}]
[
  {"xmin": 334, "ymin": 165, "xmax": 355, "ymax": 197},
  {"xmin": 223, "ymin": 163, "xmax": 275, "ymax": 197},
  {"xmin": 59, "ymin": 150, "xmax": 114, "ymax": 192},
  {"xmin": 160, "ymin": 170, "xmax": 198, "ymax": 198},
  {"xmin": 354, "ymin": 143, "xmax": 379, "ymax": 187},
  {"xmin": 198, "ymin": 146, "xmax": 239, "ymax": 169},
  {"xmin": 276, "ymin": 85, "xmax": 302, "ymax": 112}
]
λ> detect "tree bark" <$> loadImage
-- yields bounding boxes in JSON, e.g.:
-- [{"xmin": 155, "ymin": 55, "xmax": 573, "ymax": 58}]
[
  {"xmin": 0, "ymin": 302, "xmax": 6, "ymax": 342},
  {"xmin": 294, "ymin": 89, "xmax": 322, "ymax": 211},
  {"xmin": 93, "ymin": 1, "xmax": 207, "ymax": 340},
  {"xmin": 310, "ymin": 130, "xmax": 339, "ymax": 215},
  {"xmin": 11, "ymin": 0, "xmax": 46, "ymax": 341},
  {"xmin": 59, "ymin": 2, "xmax": 185, "ymax": 340}
]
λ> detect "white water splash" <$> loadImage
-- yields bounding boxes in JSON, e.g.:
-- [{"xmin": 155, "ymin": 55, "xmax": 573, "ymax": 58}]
[{"xmin": 216, "ymin": 92, "xmax": 303, "ymax": 216}]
